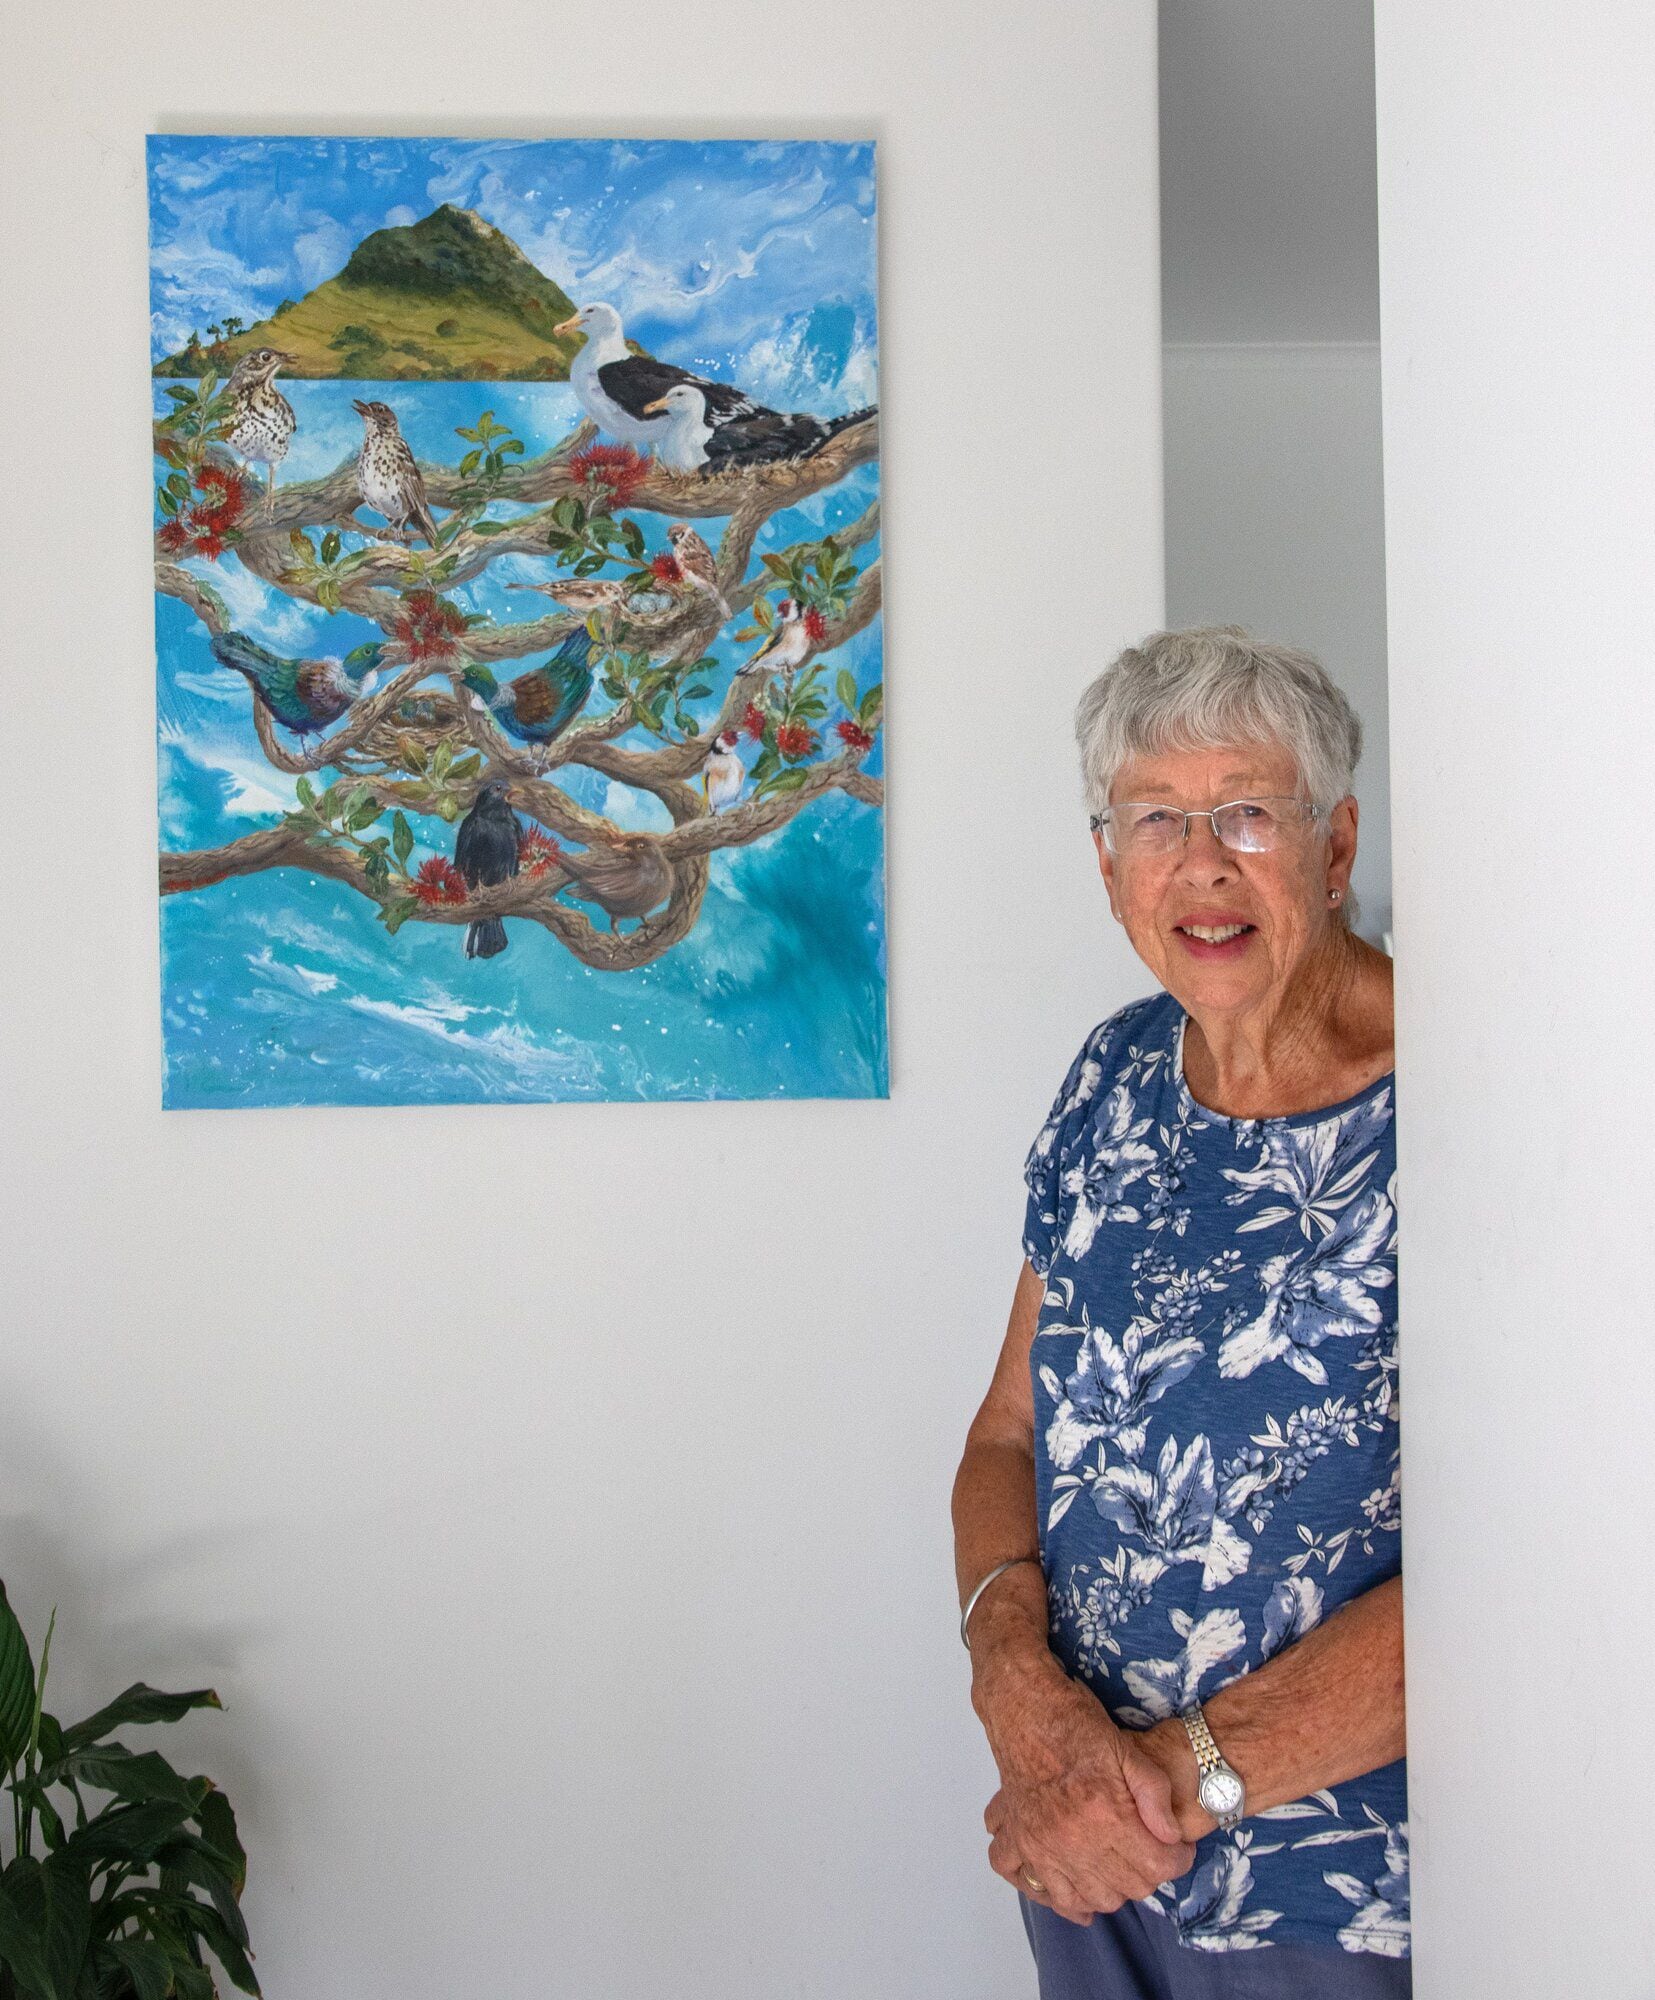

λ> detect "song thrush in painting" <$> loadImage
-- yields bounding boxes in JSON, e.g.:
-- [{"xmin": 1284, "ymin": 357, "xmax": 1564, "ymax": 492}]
[
  {"xmin": 352, "ymin": 399, "xmax": 442, "ymax": 545},
  {"xmin": 224, "ymin": 349, "xmax": 296, "ymax": 512},
  {"xmin": 454, "ymin": 780, "xmax": 522, "ymax": 960}
]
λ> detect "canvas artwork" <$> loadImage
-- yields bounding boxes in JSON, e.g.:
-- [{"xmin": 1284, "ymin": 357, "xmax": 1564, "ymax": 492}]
[{"xmin": 148, "ymin": 137, "xmax": 884, "ymax": 1107}]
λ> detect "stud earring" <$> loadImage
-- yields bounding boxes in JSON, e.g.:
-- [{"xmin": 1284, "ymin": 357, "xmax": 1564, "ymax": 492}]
[{"xmin": 1328, "ymin": 888, "xmax": 1343, "ymax": 904}]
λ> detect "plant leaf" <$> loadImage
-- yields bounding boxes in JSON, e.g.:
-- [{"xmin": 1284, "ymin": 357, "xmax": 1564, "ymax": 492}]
[
  {"xmin": 0, "ymin": 1851, "xmax": 93, "ymax": 2000},
  {"xmin": 99, "ymin": 1938, "xmax": 176, "ymax": 2000},
  {"xmin": 0, "ymin": 1580, "xmax": 37, "ymax": 1772},
  {"xmin": 49, "ymin": 1745, "xmax": 206, "ymax": 1811}
]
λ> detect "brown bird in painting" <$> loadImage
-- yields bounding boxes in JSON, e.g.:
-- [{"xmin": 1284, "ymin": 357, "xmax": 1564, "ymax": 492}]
[
  {"xmin": 555, "ymin": 832, "xmax": 674, "ymax": 932},
  {"xmin": 224, "ymin": 348, "xmax": 296, "ymax": 512},
  {"xmin": 666, "ymin": 522, "xmax": 729, "ymax": 619},
  {"xmin": 352, "ymin": 399, "xmax": 442, "ymax": 545},
  {"xmin": 505, "ymin": 578, "xmax": 629, "ymax": 618}
]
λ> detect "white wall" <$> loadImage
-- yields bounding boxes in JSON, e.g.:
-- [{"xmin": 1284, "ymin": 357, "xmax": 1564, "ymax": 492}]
[
  {"xmin": 0, "ymin": 6, "xmax": 1164, "ymax": 1998},
  {"xmin": 1375, "ymin": 9, "xmax": 1655, "ymax": 1994},
  {"xmin": 1163, "ymin": 343, "xmax": 1391, "ymax": 939}
]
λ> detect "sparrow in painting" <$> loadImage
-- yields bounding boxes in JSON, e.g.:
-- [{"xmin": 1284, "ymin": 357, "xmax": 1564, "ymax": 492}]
[
  {"xmin": 666, "ymin": 523, "xmax": 729, "ymax": 619},
  {"xmin": 554, "ymin": 300, "xmax": 762, "ymax": 449},
  {"xmin": 223, "ymin": 349, "xmax": 296, "ymax": 511},
  {"xmin": 504, "ymin": 578, "xmax": 629, "ymax": 624},
  {"xmin": 700, "ymin": 729, "xmax": 745, "ymax": 814},
  {"xmin": 460, "ymin": 629, "xmax": 595, "ymax": 766},
  {"xmin": 642, "ymin": 380, "xmax": 877, "ymax": 473},
  {"xmin": 555, "ymin": 832, "xmax": 674, "ymax": 933},
  {"xmin": 352, "ymin": 399, "xmax": 442, "ymax": 545},
  {"xmin": 210, "ymin": 629, "xmax": 384, "ymax": 737},
  {"xmin": 740, "ymin": 597, "xmax": 814, "ymax": 685},
  {"xmin": 454, "ymin": 780, "xmax": 522, "ymax": 960}
]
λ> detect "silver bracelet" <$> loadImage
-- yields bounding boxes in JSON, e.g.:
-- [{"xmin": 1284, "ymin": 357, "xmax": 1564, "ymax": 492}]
[{"xmin": 959, "ymin": 1555, "xmax": 1041, "ymax": 1651}]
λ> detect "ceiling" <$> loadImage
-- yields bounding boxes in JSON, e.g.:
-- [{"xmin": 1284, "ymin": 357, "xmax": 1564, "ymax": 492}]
[{"xmin": 1160, "ymin": 0, "xmax": 1380, "ymax": 343}]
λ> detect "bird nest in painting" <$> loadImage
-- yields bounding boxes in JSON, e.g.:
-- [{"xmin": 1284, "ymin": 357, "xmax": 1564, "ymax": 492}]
[{"xmin": 149, "ymin": 139, "xmax": 885, "ymax": 1107}]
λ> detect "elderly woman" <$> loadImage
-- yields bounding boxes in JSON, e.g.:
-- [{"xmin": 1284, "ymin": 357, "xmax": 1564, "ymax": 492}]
[{"xmin": 953, "ymin": 627, "xmax": 1408, "ymax": 1997}]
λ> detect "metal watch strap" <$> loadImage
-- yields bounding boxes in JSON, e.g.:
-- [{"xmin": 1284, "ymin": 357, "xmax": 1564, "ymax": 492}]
[{"xmin": 1179, "ymin": 1701, "xmax": 1243, "ymax": 1830}]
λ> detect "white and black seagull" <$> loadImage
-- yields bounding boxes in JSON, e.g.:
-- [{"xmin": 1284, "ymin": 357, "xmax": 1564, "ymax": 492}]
[
  {"xmin": 643, "ymin": 381, "xmax": 877, "ymax": 474},
  {"xmin": 553, "ymin": 301, "xmax": 763, "ymax": 449}
]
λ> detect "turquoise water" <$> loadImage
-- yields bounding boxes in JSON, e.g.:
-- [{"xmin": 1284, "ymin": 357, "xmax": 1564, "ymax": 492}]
[{"xmin": 155, "ymin": 379, "xmax": 888, "ymax": 1108}]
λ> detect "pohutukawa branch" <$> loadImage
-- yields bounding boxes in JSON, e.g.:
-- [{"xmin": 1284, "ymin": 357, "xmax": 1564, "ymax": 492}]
[{"xmin": 156, "ymin": 412, "xmax": 884, "ymax": 971}]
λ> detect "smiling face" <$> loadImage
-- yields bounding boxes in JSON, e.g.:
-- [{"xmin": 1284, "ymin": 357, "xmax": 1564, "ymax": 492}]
[{"xmin": 1096, "ymin": 739, "xmax": 1357, "ymax": 1022}]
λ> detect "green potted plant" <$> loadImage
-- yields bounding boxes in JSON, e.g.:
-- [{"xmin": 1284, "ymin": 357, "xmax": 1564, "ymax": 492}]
[{"xmin": 0, "ymin": 1581, "xmax": 258, "ymax": 2000}]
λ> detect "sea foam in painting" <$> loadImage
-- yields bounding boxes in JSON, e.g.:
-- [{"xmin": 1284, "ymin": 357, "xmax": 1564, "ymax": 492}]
[{"xmin": 149, "ymin": 136, "xmax": 884, "ymax": 1107}]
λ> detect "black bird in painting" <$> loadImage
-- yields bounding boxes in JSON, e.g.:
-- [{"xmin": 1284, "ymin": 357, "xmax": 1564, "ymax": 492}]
[{"xmin": 454, "ymin": 780, "xmax": 521, "ymax": 960}]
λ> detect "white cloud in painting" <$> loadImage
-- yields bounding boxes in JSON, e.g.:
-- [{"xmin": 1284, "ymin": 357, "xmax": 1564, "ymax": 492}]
[
  {"xmin": 742, "ymin": 313, "xmax": 879, "ymax": 411},
  {"xmin": 293, "ymin": 217, "xmax": 353, "ymax": 287},
  {"xmin": 185, "ymin": 555, "xmax": 324, "ymax": 650},
  {"xmin": 246, "ymin": 908, "xmax": 386, "ymax": 975},
  {"xmin": 158, "ymin": 718, "xmax": 295, "ymax": 819},
  {"xmin": 247, "ymin": 947, "xmax": 339, "ymax": 997}
]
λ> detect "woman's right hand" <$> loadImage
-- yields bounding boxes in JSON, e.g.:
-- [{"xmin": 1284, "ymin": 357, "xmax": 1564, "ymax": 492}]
[{"xmin": 973, "ymin": 1640, "xmax": 1196, "ymax": 1926}]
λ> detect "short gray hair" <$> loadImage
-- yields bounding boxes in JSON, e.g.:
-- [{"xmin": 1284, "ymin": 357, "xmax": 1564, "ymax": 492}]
[{"xmin": 1075, "ymin": 625, "xmax": 1363, "ymax": 816}]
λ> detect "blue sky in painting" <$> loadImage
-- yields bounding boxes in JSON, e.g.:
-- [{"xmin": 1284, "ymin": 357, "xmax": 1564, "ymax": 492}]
[{"xmin": 146, "ymin": 136, "xmax": 878, "ymax": 408}]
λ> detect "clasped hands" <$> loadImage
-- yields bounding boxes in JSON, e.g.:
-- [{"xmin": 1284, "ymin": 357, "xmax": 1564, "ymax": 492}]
[{"xmin": 978, "ymin": 1658, "xmax": 1204, "ymax": 1928}]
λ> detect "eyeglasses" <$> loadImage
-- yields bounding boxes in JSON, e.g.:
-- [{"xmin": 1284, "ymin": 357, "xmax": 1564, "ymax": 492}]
[{"xmin": 1089, "ymin": 796, "xmax": 1323, "ymax": 856}]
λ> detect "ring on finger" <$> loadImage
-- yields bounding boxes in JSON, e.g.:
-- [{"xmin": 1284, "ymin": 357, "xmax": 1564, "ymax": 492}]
[{"xmin": 1021, "ymin": 1869, "xmax": 1047, "ymax": 1893}]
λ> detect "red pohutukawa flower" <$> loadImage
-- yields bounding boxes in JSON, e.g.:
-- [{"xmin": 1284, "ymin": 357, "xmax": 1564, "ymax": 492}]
[
  {"xmin": 740, "ymin": 701, "xmax": 768, "ymax": 742},
  {"xmin": 649, "ymin": 551, "xmax": 684, "ymax": 586},
  {"xmin": 803, "ymin": 607, "xmax": 830, "ymax": 645},
  {"xmin": 776, "ymin": 721, "xmax": 819, "ymax": 762},
  {"xmin": 412, "ymin": 856, "xmax": 468, "ymax": 905},
  {"xmin": 518, "ymin": 827, "xmax": 562, "ymax": 876},
  {"xmin": 193, "ymin": 464, "xmax": 251, "ymax": 526},
  {"xmin": 568, "ymin": 444, "xmax": 651, "ymax": 509},
  {"xmin": 394, "ymin": 589, "xmax": 470, "ymax": 662},
  {"xmin": 835, "ymin": 720, "xmax": 875, "ymax": 752},
  {"xmin": 156, "ymin": 463, "xmax": 252, "ymax": 562}
]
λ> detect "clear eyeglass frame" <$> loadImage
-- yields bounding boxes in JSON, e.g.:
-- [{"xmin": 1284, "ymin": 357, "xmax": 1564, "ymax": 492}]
[{"xmin": 1088, "ymin": 796, "xmax": 1323, "ymax": 856}]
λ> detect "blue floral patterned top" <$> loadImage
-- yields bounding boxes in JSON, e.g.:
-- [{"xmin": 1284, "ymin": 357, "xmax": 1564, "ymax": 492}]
[{"xmin": 1021, "ymin": 989, "xmax": 1409, "ymax": 1958}]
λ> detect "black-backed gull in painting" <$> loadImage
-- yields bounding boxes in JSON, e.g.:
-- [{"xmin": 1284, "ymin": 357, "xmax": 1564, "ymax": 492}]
[{"xmin": 554, "ymin": 301, "xmax": 762, "ymax": 449}]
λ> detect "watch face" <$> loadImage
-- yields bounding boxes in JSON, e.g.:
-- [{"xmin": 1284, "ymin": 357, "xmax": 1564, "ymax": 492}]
[{"xmin": 1199, "ymin": 1768, "xmax": 1244, "ymax": 1818}]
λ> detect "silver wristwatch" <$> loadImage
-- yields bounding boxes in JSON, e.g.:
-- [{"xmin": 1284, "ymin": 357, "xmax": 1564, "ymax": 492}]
[{"xmin": 1179, "ymin": 1701, "xmax": 1246, "ymax": 1831}]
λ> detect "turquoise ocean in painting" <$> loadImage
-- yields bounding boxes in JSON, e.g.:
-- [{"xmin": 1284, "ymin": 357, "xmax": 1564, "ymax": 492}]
[{"xmin": 148, "ymin": 140, "xmax": 885, "ymax": 1107}]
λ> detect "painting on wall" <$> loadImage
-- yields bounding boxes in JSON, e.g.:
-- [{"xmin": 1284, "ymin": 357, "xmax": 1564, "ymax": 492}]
[{"xmin": 149, "ymin": 136, "xmax": 884, "ymax": 1108}]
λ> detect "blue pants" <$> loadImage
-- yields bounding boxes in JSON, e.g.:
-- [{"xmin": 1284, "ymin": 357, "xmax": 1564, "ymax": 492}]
[{"xmin": 1019, "ymin": 1893, "xmax": 1413, "ymax": 1998}]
